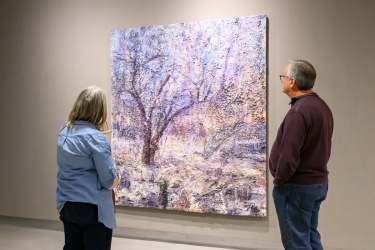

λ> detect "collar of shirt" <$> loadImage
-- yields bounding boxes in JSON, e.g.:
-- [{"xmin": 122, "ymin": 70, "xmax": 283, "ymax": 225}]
[
  {"xmin": 289, "ymin": 92, "xmax": 317, "ymax": 106},
  {"xmin": 73, "ymin": 120, "xmax": 97, "ymax": 128}
]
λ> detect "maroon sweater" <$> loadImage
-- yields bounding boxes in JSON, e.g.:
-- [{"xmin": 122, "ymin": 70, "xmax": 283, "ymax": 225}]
[{"xmin": 269, "ymin": 93, "xmax": 334, "ymax": 185}]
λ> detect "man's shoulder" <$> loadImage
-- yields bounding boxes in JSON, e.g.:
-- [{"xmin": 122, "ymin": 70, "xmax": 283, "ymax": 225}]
[{"xmin": 293, "ymin": 94, "xmax": 329, "ymax": 111}]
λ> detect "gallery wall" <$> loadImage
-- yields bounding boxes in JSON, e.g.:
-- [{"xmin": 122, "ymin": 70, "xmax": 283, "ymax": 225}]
[{"xmin": 0, "ymin": 0, "xmax": 374, "ymax": 249}]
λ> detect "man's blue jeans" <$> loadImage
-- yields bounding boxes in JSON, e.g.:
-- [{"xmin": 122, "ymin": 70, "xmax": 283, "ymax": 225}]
[{"xmin": 272, "ymin": 183, "xmax": 328, "ymax": 250}]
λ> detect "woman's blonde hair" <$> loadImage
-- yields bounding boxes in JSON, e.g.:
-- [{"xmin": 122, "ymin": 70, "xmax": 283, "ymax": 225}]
[{"xmin": 67, "ymin": 86, "xmax": 107, "ymax": 130}]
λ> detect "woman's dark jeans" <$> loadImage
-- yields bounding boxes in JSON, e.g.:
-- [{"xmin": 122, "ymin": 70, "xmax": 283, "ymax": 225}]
[{"xmin": 60, "ymin": 202, "xmax": 112, "ymax": 250}]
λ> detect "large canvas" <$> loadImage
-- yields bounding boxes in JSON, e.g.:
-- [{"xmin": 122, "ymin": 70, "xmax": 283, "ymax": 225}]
[{"xmin": 111, "ymin": 15, "xmax": 267, "ymax": 216}]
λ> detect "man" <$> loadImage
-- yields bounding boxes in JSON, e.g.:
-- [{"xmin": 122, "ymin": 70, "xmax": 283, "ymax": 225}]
[{"xmin": 269, "ymin": 60, "xmax": 334, "ymax": 250}]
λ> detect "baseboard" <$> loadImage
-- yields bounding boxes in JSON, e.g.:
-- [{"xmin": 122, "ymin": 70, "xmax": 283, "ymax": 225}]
[{"xmin": 114, "ymin": 226, "xmax": 283, "ymax": 250}]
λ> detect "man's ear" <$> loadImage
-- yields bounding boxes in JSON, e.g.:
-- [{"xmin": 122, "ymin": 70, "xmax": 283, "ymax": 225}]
[{"xmin": 290, "ymin": 78, "xmax": 297, "ymax": 89}]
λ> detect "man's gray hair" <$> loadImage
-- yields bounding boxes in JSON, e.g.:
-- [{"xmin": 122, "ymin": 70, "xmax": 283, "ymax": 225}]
[{"xmin": 287, "ymin": 60, "xmax": 316, "ymax": 90}]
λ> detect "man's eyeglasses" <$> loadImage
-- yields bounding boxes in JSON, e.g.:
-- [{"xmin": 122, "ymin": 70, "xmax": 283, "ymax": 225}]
[{"xmin": 279, "ymin": 75, "xmax": 290, "ymax": 82}]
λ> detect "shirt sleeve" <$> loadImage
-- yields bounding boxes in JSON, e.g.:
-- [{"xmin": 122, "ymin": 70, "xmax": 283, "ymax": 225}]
[
  {"xmin": 274, "ymin": 112, "xmax": 306, "ymax": 185},
  {"xmin": 89, "ymin": 133, "xmax": 117, "ymax": 189}
]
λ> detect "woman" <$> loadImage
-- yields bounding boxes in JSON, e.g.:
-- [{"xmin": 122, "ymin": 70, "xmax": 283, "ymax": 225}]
[{"xmin": 56, "ymin": 86, "xmax": 119, "ymax": 250}]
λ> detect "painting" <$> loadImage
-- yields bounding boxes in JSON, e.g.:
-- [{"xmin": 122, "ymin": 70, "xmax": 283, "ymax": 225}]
[{"xmin": 111, "ymin": 14, "xmax": 267, "ymax": 216}]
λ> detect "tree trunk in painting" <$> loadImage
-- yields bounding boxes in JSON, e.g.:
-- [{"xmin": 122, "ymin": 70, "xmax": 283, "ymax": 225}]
[
  {"xmin": 141, "ymin": 123, "xmax": 163, "ymax": 166},
  {"xmin": 141, "ymin": 126, "xmax": 152, "ymax": 165},
  {"xmin": 141, "ymin": 120, "xmax": 156, "ymax": 165},
  {"xmin": 141, "ymin": 139, "xmax": 158, "ymax": 166}
]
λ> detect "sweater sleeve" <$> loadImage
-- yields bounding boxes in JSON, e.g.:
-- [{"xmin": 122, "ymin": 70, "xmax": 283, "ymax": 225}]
[{"xmin": 273, "ymin": 112, "xmax": 306, "ymax": 185}]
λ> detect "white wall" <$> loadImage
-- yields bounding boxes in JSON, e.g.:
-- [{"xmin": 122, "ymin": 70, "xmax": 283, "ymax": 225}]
[{"xmin": 0, "ymin": 0, "xmax": 374, "ymax": 249}]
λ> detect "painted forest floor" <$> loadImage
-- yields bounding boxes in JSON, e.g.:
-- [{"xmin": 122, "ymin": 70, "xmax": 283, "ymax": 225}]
[{"xmin": 113, "ymin": 138, "xmax": 267, "ymax": 217}]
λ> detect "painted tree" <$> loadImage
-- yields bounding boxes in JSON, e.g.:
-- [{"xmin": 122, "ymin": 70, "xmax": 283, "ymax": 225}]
[{"xmin": 111, "ymin": 16, "xmax": 266, "ymax": 166}]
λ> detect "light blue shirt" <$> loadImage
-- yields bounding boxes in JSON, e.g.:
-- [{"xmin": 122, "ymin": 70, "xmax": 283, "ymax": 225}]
[{"xmin": 56, "ymin": 120, "xmax": 117, "ymax": 229}]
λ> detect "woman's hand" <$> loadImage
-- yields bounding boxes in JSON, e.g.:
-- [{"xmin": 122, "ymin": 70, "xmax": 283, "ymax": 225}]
[
  {"xmin": 108, "ymin": 177, "xmax": 119, "ymax": 190},
  {"xmin": 101, "ymin": 129, "xmax": 112, "ymax": 135}
]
